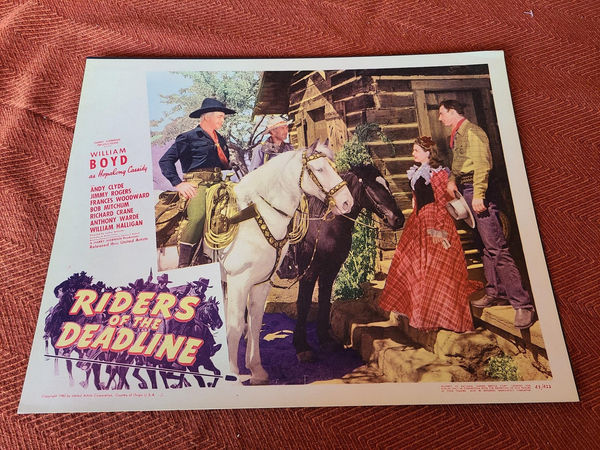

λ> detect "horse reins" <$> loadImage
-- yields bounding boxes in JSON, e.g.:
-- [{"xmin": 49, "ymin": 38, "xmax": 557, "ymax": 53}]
[
  {"xmin": 270, "ymin": 174, "xmax": 398, "ymax": 289},
  {"xmin": 255, "ymin": 149, "xmax": 347, "ymax": 286}
]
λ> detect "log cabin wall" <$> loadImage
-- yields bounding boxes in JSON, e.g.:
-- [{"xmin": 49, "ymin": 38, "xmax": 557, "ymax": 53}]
[{"xmin": 285, "ymin": 70, "xmax": 419, "ymax": 256}]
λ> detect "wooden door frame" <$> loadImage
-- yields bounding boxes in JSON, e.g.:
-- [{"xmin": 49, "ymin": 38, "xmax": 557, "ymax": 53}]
[{"xmin": 411, "ymin": 78, "xmax": 493, "ymax": 136}]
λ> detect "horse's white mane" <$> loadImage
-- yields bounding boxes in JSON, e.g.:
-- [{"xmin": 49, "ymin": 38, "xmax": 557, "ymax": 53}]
[
  {"xmin": 234, "ymin": 141, "xmax": 335, "ymax": 216},
  {"xmin": 235, "ymin": 149, "xmax": 302, "ymax": 208}
]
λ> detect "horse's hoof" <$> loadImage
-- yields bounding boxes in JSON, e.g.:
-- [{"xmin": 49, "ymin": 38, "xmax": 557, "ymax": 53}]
[
  {"xmin": 249, "ymin": 377, "xmax": 269, "ymax": 385},
  {"xmin": 296, "ymin": 350, "xmax": 317, "ymax": 363}
]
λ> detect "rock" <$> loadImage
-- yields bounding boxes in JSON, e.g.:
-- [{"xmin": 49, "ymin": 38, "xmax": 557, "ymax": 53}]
[
  {"xmin": 493, "ymin": 333, "xmax": 552, "ymax": 380},
  {"xmin": 434, "ymin": 329, "xmax": 500, "ymax": 360},
  {"xmin": 380, "ymin": 345, "xmax": 436, "ymax": 382},
  {"xmin": 512, "ymin": 353, "xmax": 552, "ymax": 381},
  {"xmin": 494, "ymin": 332, "xmax": 521, "ymax": 356},
  {"xmin": 359, "ymin": 280, "xmax": 384, "ymax": 306},
  {"xmin": 330, "ymin": 298, "xmax": 382, "ymax": 345},
  {"xmin": 353, "ymin": 327, "xmax": 407, "ymax": 362},
  {"xmin": 269, "ymin": 275, "xmax": 551, "ymax": 383},
  {"xmin": 394, "ymin": 315, "xmax": 439, "ymax": 352},
  {"xmin": 377, "ymin": 343, "xmax": 475, "ymax": 383},
  {"xmin": 433, "ymin": 329, "xmax": 502, "ymax": 379},
  {"xmin": 418, "ymin": 364, "xmax": 474, "ymax": 382}
]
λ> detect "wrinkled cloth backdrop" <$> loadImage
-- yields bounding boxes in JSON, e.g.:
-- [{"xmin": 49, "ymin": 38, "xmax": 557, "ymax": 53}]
[{"xmin": 1, "ymin": 0, "xmax": 598, "ymax": 448}]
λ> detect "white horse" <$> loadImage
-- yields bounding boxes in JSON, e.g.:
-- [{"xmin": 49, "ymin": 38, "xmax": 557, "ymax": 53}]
[
  {"xmin": 215, "ymin": 140, "xmax": 353, "ymax": 384},
  {"xmin": 156, "ymin": 140, "xmax": 352, "ymax": 384}
]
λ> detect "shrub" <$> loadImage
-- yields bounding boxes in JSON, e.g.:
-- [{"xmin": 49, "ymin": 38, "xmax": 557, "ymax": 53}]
[
  {"xmin": 333, "ymin": 123, "xmax": 381, "ymax": 299},
  {"xmin": 485, "ymin": 354, "xmax": 519, "ymax": 381}
]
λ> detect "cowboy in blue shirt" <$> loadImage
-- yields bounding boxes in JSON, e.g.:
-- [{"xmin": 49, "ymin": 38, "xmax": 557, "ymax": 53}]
[{"xmin": 159, "ymin": 98, "xmax": 235, "ymax": 267}]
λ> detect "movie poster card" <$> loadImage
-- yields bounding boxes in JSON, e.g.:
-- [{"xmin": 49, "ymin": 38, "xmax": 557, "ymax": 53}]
[{"xmin": 19, "ymin": 52, "xmax": 578, "ymax": 413}]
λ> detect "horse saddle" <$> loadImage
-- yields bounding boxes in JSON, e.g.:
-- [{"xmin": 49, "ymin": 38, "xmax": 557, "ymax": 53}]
[
  {"xmin": 205, "ymin": 182, "xmax": 259, "ymax": 249},
  {"xmin": 155, "ymin": 191, "xmax": 187, "ymax": 248}
]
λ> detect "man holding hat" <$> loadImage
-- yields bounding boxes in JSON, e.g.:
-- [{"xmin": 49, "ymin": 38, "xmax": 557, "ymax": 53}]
[
  {"xmin": 438, "ymin": 99, "xmax": 535, "ymax": 329},
  {"xmin": 248, "ymin": 115, "xmax": 293, "ymax": 171},
  {"xmin": 159, "ymin": 98, "xmax": 236, "ymax": 268}
]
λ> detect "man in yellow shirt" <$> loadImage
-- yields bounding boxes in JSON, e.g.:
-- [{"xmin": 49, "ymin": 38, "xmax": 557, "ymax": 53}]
[{"xmin": 439, "ymin": 99, "xmax": 535, "ymax": 329}]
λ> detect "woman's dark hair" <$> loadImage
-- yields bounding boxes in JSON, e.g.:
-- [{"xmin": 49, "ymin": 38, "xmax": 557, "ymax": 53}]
[
  {"xmin": 439, "ymin": 99, "xmax": 465, "ymax": 115},
  {"xmin": 414, "ymin": 136, "xmax": 444, "ymax": 169}
]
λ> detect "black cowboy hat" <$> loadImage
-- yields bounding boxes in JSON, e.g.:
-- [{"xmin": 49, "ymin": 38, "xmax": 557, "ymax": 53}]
[
  {"xmin": 189, "ymin": 98, "xmax": 236, "ymax": 118},
  {"xmin": 157, "ymin": 273, "xmax": 173, "ymax": 284},
  {"xmin": 193, "ymin": 278, "xmax": 213, "ymax": 289}
]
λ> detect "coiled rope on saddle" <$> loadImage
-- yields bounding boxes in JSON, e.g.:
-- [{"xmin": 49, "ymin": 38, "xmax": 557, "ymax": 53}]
[
  {"xmin": 288, "ymin": 194, "xmax": 309, "ymax": 244},
  {"xmin": 204, "ymin": 181, "xmax": 310, "ymax": 251},
  {"xmin": 204, "ymin": 182, "xmax": 240, "ymax": 250}
]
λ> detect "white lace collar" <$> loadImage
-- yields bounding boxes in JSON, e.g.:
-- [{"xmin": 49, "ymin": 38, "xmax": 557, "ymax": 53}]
[{"xmin": 407, "ymin": 164, "xmax": 445, "ymax": 190}]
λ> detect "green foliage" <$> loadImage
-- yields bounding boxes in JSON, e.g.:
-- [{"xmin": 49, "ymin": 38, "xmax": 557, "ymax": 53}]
[
  {"xmin": 333, "ymin": 123, "xmax": 380, "ymax": 299},
  {"xmin": 333, "ymin": 210, "xmax": 377, "ymax": 299},
  {"xmin": 485, "ymin": 354, "xmax": 520, "ymax": 381},
  {"xmin": 336, "ymin": 123, "xmax": 376, "ymax": 172},
  {"xmin": 152, "ymin": 71, "xmax": 260, "ymax": 148}
]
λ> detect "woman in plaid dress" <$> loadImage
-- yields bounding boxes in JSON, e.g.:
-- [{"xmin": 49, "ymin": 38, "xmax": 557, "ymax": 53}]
[{"xmin": 378, "ymin": 137, "xmax": 474, "ymax": 332}]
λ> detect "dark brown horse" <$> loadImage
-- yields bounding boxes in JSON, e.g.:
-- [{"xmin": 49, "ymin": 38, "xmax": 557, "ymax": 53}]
[{"xmin": 293, "ymin": 164, "xmax": 405, "ymax": 361}]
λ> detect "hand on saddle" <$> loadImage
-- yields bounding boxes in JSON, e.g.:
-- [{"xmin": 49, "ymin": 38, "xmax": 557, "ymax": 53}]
[{"xmin": 175, "ymin": 181, "xmax": 197, "ymax": 199}]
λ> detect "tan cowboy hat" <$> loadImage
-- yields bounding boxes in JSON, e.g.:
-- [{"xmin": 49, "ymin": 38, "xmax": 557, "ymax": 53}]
[
  {"xmin": 263, "ymin": 115, "xmax": 292, "ymax": 133},
  {"xmin": 446, "ymin": 191, "xmax": 475, "ymax": 228}
]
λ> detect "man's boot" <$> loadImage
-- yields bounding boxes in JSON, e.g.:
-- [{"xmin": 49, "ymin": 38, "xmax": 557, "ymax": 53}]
[
  {"xmin": 514, "ymin": 308, "xmax": 536, "ymax": 329},
  {"xmin": 470, "ymin": 293, "xmax": 509, "ymax": 308},
  {"xmin": 195, "ymin": 237, "xmax": 212, "ymax": 265},
  {"xmin": 178, "ymin": 242, "xmax": 194, "ymax": 268}
]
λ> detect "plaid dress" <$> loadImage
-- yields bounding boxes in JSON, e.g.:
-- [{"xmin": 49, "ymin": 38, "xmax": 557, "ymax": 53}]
[{"xmin": 378, "ymin": 168, "xmax": 474, "ymax": 332}]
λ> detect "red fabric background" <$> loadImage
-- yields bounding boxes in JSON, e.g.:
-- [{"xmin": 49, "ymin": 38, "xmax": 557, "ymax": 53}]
[{"xmin": 1, "ymin": 0, "xmax": 598, "ymax": 447}]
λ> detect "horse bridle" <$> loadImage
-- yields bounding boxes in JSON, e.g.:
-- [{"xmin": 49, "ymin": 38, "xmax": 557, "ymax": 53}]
[
  {"xmin": 334, "ymin": 175, "xmax": 389, "ymax": 232},
  {"xmin": 251, "ymin": 150, "xmax": 347, "ymax": 286},
  {"xmin": 358, "ymin": 177, "xmax": 388, "ymax": 220},
  {"xmin": 254, "ymin": 150, "xmax": 347, "ymax": 221},
  {"xmin": 300, "ymin": 151, "xmax": 347, "ymax": 215}
]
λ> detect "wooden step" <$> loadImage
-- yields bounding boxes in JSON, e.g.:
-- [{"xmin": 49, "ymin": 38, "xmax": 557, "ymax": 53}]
[
  {"xmin": 381, "ymin": 156, "xmax": 414, "ymax": 174},
  {"xmin": 367, "ymin": 140, "xmax": 413, "ymax": 158}
]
